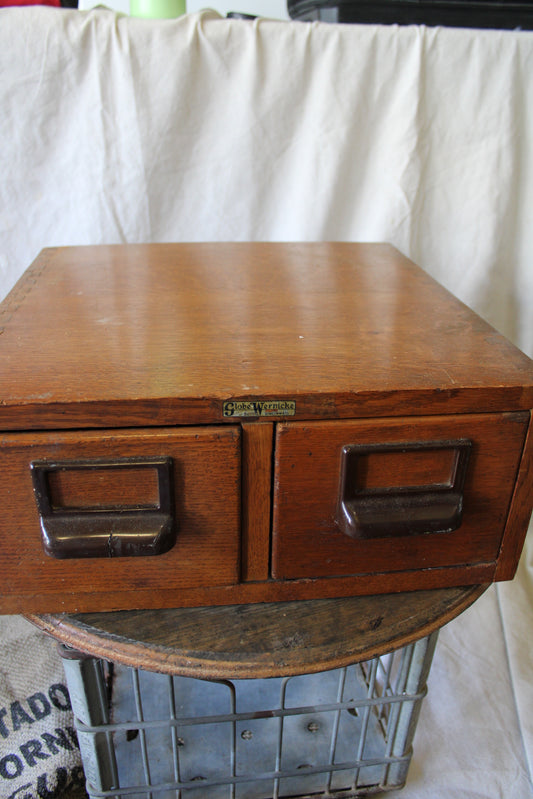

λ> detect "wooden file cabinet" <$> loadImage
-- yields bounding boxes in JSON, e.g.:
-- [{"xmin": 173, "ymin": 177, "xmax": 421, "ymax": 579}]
[{"xmin": 0, "ymin": 243, "xmax": 532, "ymax": 612}]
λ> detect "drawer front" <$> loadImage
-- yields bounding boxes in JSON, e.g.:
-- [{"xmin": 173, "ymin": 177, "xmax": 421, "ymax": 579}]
[
  {"xmin": 272, "ymin": 413, "xmax": 528, "ymax": 580},
  {"xmin": 0, "ymin": 426, "xmax": 240, "ymax": 610}
]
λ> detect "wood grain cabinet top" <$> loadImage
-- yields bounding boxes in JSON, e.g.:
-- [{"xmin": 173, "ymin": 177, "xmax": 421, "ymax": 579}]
[{"xmin": 0, "ymin": 243, "xmax": 532, "ymax": 612}]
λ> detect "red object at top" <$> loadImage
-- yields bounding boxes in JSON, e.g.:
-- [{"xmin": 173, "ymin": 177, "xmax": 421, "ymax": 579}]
[{"xmin": 0, "ymin": 0, "xmax": 61, "ymax": 5}]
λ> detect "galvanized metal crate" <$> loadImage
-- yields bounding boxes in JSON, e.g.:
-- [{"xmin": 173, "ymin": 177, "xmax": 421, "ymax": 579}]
[{"xmin": 60, "ymin": 632, "xmax": 437, "ymax": 799}]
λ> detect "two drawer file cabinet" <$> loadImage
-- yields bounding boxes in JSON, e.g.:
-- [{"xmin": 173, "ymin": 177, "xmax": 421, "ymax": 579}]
[{"xmin": 0, "ymin": 243, "xmax": 532, "ymax": 612}]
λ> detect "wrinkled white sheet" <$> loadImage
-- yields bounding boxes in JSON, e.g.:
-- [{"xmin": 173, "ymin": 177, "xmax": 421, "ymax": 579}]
[{"xmin": 0, "ymin": 8, "xmax": 532, "ymax": 798}]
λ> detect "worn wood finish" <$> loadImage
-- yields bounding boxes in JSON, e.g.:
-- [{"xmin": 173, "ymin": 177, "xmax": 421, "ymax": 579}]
[
  {"xmin": 495, "ymin": 418, "xmax": 533, "ymax": 580},
  {"xmin": 27, "ymin": 584, "xmax": 488, "ymax": 679},
  {"xmin": 0, "ymin": 243, "xmax": 532, "ymax": 431},
  {"xmin": 0, "ymin": 244, "xmax": 532, "ymax": 613},
  {"xmin": 4, "ymin": 562, "xmax": 495, "ymax": 613},
  {"xmin": 0, "ymin": 427, "xmax": 241, "ymax": 611},
  {"xmin": 272, "ymin": 413, "xmax": 529, "ymax": 580}
]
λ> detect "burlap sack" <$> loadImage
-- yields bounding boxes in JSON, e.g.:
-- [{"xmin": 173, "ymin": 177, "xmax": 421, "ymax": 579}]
[{"xmin": 0, "ymin": 616, "xmax": 87, "ymax": 799}]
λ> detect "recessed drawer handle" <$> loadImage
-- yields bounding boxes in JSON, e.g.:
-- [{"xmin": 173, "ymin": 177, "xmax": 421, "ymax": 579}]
[
  {"xmin": 336, "ymin": 440, "xmax": 471, "ymax": 540},
  {"xmin": 31, "ymin": 457, "xmax": 175, "ymax": 559}
]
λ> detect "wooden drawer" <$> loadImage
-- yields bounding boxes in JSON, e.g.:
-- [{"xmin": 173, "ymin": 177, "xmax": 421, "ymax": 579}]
[
  {"xmin": 0, "ymin": 426, "xmax": 241, "ymax": 612},
  {"xmin": 272, "ymin": 413, "xmax": 529, "ymax": 580},
  {"xmin": 1, "ymin": 243, "xmax": 532, "ymax": 611}
]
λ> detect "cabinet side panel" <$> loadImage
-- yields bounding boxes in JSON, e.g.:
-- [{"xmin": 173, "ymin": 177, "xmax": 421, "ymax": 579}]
[{"xmin": 495, "ymin": 412, "xmax": 533, "ymax": 580}]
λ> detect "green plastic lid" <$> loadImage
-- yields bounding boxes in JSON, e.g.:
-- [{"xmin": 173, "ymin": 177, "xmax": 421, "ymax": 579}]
[{"xmin": 130, "ymin": 0, "xmax": 185, "ymax": 18}]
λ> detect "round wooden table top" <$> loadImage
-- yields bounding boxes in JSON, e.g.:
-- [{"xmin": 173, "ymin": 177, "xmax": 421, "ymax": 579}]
[{"xmin": 27, "ymin": 585, "xmax": 487, "ymax": 680}]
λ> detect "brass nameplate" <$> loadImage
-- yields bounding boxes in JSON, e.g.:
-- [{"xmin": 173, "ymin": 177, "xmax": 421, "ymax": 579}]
[{"xmin": 223, "ymin": 400, "xmax": 296, "ymax": 418}]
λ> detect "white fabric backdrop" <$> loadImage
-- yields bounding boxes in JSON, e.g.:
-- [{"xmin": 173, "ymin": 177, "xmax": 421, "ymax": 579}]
[{"xmin": 0, "ymin": 8, "xmax": 532, "ymax": 798}]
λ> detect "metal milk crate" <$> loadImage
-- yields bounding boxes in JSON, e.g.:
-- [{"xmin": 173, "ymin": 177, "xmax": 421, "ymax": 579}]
[{"xmin": 60, "ymin": 632, "xmax": 437, "ymax": 799}]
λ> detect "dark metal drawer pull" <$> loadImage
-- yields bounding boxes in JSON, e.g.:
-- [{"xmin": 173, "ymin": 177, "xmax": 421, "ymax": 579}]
[
  {"xmin": 31, "ymin": 457, "xmax": 175, "ymax": 559},
  {"xmin": 336, "ymin": 440, "xmax": 471, "ymax": 540}
]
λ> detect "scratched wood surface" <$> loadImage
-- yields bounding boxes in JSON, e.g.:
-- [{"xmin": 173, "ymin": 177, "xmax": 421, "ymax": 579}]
[
  {"xmin": 272, "ymin": 412, "xmax": 529, "ymax": 580},
  {"xmin": 28, "ymin": 584, "xmax": 488, "ymax": 679},
  {"xmin": 0, "ymin": 244, "xmax": 531, "ymax": 612},
  {"xmin": 0, "ymin": 243, "xmax": 532, "ymax": 430},
  {"xmin": 0, "ymin": 426, "xmax": 241, "ymax": 612}
]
